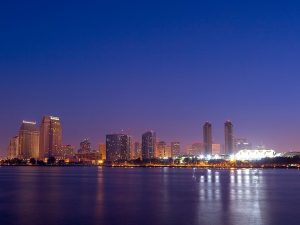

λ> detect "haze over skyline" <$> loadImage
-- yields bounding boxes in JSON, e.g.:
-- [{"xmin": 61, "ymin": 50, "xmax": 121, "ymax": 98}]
[{"xmin": 1, "ymin": 0, "xmax": 300, "ymax": 155}]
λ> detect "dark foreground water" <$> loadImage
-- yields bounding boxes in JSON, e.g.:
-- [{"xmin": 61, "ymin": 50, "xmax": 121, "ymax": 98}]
[{"xmin": 0, "ymin": 167, "xmax": 299, "ymax": 225}]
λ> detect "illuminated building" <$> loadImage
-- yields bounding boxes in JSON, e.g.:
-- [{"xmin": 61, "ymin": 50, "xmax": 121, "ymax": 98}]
[
  {"xmin": 7, "ymin": 136, "xmax": 19, "ymax": 159},
  {"xmin": 165, "ymin": 145, "xmax": 171, "ymax": 158},
  {"xmin": 212, "ymin": 143, "xmax": 221, "ymax": 155},
  {"xmin": 132, "ymin": 142, "xmax": 141, "ymax": 159},
  {"xmin": 235, "ymin": 149, "xmax": 276, "ymax": 160},
  {"xmin": 234, "ymin": 138, "xmax": 252, "ymax": 152},
  {"xmin": 282, "ymin": 152, "xmax": 300, "ymax": 158},
  {"xmin": 203, "ymin": 122, "xmax": 212, "ymax": 155},
  {"xmin": 186, "ymin": 143, "xmax": 204, "ymax": 156},
  {"xmin": 39, "ymin": 116, "xmax": 62, "ymax": 158},
  {"xmin": 106, "ymin": 134, "xmax": 131, "ymax": 162},
  {"xmin": 78, "ymin": 139, "xmax": 92, "ymax": 153},
  {"xmin": 76, "ymin": 139, "xmax": 101, "ymax": 162},
  {"xmin": 224, "ymin": 121, "xmax": 233, "ymax": 155},
  {"xmin": 98, "ymin": 143, "xmax": 106, "ymax": 160},
  {"xmin": 55, "ymin": 145, "xmax": 74, "ymax": 159},
  {"xmin": 171, "ymin": 142, "xmax": 180, "ymax": 157},
  {"xmin": 157, "ymin": 141, "xmax": 171, "ymax": 158},
  {"xmin": 19, "ymin": 120, "xmax": 39, "ymax": 159},
  {"xmin": 142, "ymin": 131, "xmax": 156, "ymax": 160}
]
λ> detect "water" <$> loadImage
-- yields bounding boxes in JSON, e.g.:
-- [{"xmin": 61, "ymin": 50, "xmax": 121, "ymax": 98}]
[{"xmin": 0, "ymin": 167, "xmax": 299, "ymax": 225}]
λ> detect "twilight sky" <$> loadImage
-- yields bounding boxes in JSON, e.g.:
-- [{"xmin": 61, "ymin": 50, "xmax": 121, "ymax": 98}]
[{"xmin": 1, "ymin": 0, "xmax": 300, "ymax": 155}]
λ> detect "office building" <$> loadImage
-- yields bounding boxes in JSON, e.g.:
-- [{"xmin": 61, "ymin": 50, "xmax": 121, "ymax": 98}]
[
  {"xmin": 171, "ymin": 142, "xmax": 180, "ymax": 157},
  {"xmin": 98, "ymin": 143, "xmax": 106, "ymax": 160},
  {"xmin": 141, "ymin": 131, "xmax": 156, "ymax": 160},
  {"xmin": 7, "ymin": 136, "xmax": 19, "ymax": 159},
  {"xmin": 203, "ymin": 122, "xmax": 212, "ymax": 155},
  {"xmin": 19, "ymin": 120, "xmax": 39, "ymax": 159},
  {"xmin": 224, "ymin": 120, "xmax": 234, "ymax": 155},
  {"xmin": 39, "ymin": 116, "xmax": 62, "ymax": 158},
  {"xmin": 78, "ymin": 139, "xmax": 92, "ymax": 153},
  {"xmin": 106, "ymin": 134, "xmax": 131, "ymax": 162}
]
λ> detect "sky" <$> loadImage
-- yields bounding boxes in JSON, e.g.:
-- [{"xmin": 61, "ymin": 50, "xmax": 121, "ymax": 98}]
[{"xmin": 1, "ymin": 0, "xmax": 300, "ymax": 155}]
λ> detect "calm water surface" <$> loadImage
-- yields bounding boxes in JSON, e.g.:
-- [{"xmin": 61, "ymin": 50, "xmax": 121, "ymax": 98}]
[{"xmin": 0, "ymin": 167, "xmax": 299, "ymax": 225}]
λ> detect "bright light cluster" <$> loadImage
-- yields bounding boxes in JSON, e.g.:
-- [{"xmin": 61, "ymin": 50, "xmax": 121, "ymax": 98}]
[{"xmin": 235, "ymin": 149, "xmax": 276, "ymax": 161}]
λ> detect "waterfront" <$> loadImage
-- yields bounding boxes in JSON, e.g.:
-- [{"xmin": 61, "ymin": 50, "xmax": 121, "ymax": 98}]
[{"xmin": 0, "ymin": 167, "xmax": 299, "ymax": 225}]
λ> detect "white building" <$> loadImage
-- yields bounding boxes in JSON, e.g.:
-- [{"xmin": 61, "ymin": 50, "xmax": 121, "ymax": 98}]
[{"xmin": 235, "ymin": 149, "xmax": 276, "ymax": 161}]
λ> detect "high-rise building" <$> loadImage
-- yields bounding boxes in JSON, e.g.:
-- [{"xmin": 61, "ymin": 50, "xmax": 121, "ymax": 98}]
[
  {"xmin": 157, "ymin": 141, "xmax": 171, "ymax": 158},
  {"xmin": 106, "ymin": 134, "xmax": 131, "ymax": 162},
  {"xmin": 186, "ymin": 142, "xmax": 204, "ymax": 156},
  {"xmin": 141, "ymin": 131, "xmax": 156, "ymax": 160},
  {"xmin": 56, "ymin": 145, "xmax": 75, "ymax": 159},
  {"xmin": 203, "ymin": 122, "xmax": 212, "ymax": 155},
  {"xmin": 132, "ymin": 142, "xmax": 141, "ymax": 160},
  {"xmin": 171, "ymin": 142, "xmax": 180, "ymax": 157},
  {"xmin": 39, "ymin": 116, "xmax": 62, "ymax": 158},
  {"xmin": 19, "ymin": 121, "xmax": 39, "ymax": 159},
  {"xmin": 78, "ymin": 139, "xmax": 92, "ymax": 153},
  {"xmin": 224, "ymin": 121, "xmax": 234, "ymax": 155},
  {"xmin": 98, "ymin": 143, "xmax": 106, "ymax": 160},
  {"xmin": 7, "ymin": 136, "xmax": 19, "ymax": 159}
]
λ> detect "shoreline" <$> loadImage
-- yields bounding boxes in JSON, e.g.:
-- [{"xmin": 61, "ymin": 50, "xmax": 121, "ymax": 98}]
[{"xmin": 0, "ymin": 164, "xmax": 299, "ymax": 169}]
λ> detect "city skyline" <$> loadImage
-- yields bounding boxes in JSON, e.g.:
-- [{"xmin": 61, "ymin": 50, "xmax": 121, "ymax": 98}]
[
  {"xmin": 3, "ymin": 114, "xmax": 283, "ymax": 160},
  {"xmin": 1, "ymin": 1, "xmax": 300, "ymax": 155}
]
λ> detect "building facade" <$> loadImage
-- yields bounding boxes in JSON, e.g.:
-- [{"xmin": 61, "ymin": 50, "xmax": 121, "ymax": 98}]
[
  {"xmin": 156, "ymin": 141, "xmax": 171, "ymax": 158},
  {"xmin": 203, "ymin": 122, "xmax": 212, "ymax": 155},
  {"xmin": 98, "ymin": 143, "xmax": 106, "ymax": 160},
  {"xmin": 106, "ymin": 134, "xmax": 131, "ymax": 162},
  {"xmin": 171, "ymin": 142, "xmax": 181, "ymax": 157},
  {"xmin": 224, "ymin": 120, "xmax": 234, "ymax": 155},
  {"xmin": 7, "ymin": 136, "xmax": 19, "ymax": 159},
  {"xmin": 39, "ymin": 116, "xmax": 62, "ymax": 158},
  {"xmin": 19, "ymin": 121, "xmax": 39, "ymax": 159},
  {"xmin": 141, "ymin": 131, "xmax": 156, "ymax": 160}
]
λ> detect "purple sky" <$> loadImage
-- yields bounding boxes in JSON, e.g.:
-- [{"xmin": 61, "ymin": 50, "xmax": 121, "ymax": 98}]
[{"xmin": 1, "ymin": 0, "xmax": 300, "ymax": 155}]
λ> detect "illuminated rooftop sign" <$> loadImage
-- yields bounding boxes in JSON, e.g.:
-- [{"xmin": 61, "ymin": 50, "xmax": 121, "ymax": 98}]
[
  {"xmin": 22, "ymin": 120, "xmax": 36, "ymax": 125},
  {"xmin": 50, "ymin": 116, "xmax": 60, "ymax": 121}
]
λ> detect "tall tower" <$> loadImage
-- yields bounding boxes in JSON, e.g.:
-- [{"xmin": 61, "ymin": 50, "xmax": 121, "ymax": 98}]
[
  {"xmin": 106, "ymin": 134, "xmax": 131, "ymax": 162},
  {"xmin": 203, "ymin": 122, "xmax": 212, "ymax": 155},
  {"xmin": 39, "ymin": 116, "xmax": 62, "ymax": 158},
  {"xmin": 224, "ymin": 120, "xmax": 233, "ymax": 155},
  {"xmin": 141, "ymin": 131, "xmax": 156, "ymax": 160},
  {"xmin": 7, "ymin": 136, "xmax": 19, "ymax": 159},
  {"xmin": 19, "ymin": 121, "xmax": 39, "ymax": 159}
]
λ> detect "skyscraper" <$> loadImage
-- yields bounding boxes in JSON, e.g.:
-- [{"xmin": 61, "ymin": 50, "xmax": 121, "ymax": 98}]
[
  {"xmin": 224, "ymin": 120, "xmax": 234, "ymax": 155},
  {"xmin": 19, "ymin": 121, "xmax": 39, "ymax": 159},
  {"xmin": 171, "ymin": 142, "xmax": 181, "ymax": 157},
  {"xmin": 7, "ymin": 136, "xmax": 19, "ymax": 159},
  {"xmin": 132, "ymin": 142, "xmax": 141, "ymax": 160},
  {"xmin": 157, "ymin": 141, "xmax": 167, "ymax": 158},
  {"xmin": 98, "ymin": 143, "xmax": 106, "ymax": 160},
  {"xmin": 203, "ymin": 122, "xmax": 212, "ymax": 155},
  {"xmin": 106, "ymin": 134, "xmax": 131, "ymax": 162},
  {"xmin": 78, "ymin": 139, "xmax": 92, "ymax": 153},
  {"xmin": 141, "ymin": 131, "xmax": 156, "ymax": 160},
  {"xmin": 39, "ymin": 116, "xmax": 62, "ymax": 158}
]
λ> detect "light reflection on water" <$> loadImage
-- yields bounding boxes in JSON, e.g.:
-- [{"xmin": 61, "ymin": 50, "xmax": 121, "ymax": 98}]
[
  {"xmin": 0, "ymin": 167, "xmax": 300, "ymax": 225},
  {"xmin": 192, "ymin": 169, "xmax": 266, "ymax": 224}
]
